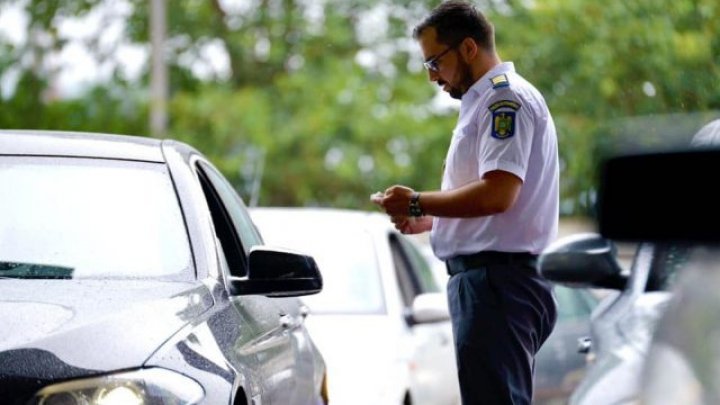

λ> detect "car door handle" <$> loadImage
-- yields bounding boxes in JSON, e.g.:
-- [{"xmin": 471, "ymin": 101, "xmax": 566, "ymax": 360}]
[
  {"xmin": 280, "ymin": 314, "xmax": 295, "ymax": 329},
  {"xmin": 577, "ymin": 336, "xmax": 592, "ymax": 354}
]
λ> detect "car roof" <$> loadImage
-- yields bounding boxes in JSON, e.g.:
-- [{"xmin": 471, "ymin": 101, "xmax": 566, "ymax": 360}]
[
  {"xmin": 250, "ymin": 206, "xmax": 395, "ymax": 233},
  {"xmin": 0, "ymin": 130, "xmax": 166, "ymax": 162}
]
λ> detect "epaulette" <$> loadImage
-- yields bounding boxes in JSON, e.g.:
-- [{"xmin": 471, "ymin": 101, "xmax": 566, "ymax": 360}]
[{"xmin": 490, "ymin": 74, "xmax": 509, "ymax": 89}]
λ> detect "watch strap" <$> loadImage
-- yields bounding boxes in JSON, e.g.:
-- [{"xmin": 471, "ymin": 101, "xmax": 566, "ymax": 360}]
[{"xmin": 409, "ymin": 192, "xmax": 424, "ymax": 217}]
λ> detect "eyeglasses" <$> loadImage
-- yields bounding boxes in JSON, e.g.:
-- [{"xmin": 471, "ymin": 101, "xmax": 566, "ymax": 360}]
[{"xmin": 423, "ymin": 41, "xmax": 462, "ymax": 72}]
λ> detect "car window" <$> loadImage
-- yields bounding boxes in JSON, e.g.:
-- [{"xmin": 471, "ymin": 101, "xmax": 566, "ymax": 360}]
[
  {"xmin": 0, "ymin": 157, "xmax": 192, "ymax": 280},
  {"xmin": 397, "ymin": 236, "xmax": 440, "ymax": 294},
  {"xmin": 554, "ymin": 285, "xmax": 597, "ymax": 321},
  {"xmin": 389, "ymin": 234, "xmax": 441, "ymax": 307},
  {"xmin": 195, "ymin": 161, "xmax": 264, "ymax": 278},
  {"xmin": 645, "ymin": 243, "xmax": 693, "ymax": 292},
  {"xmin": 197, "ymin": 162, "xmax": 263, "ymax": 251},
  {"xmin": 390, "ymin": 236, "xmax": 417, "ymax": 308}
]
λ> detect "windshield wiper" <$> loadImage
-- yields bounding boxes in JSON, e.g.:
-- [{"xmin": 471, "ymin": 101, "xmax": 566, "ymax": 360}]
[{"xmin": 0, "ymin": 261, "xmax": 74, "ymax": 279}]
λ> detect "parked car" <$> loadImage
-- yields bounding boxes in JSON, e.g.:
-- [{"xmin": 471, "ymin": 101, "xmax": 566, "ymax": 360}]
[
  {"xmin": 584, "ymin": 147, "xmax": 720, "ymax": 405},
  {"xmin": 540, "ymin": 233, "xmax": 684, "ymax": 404},
  {"xmin": 0, "ymin": 130, "xmax": 327, "ymax": 405},
  {"xmin": 250, "ymin": 207, "xmax": 460, "ymax": 405},
  {"xmin": 639, "ymin": 244, "xmax": 719, "ymax": 405},
  {"xmin": 539, "ymin": 147, "xmax": 719, "ymax": 405},
  {"xmin": 533, "ymin": 283, "xmax": 598, "ymax": 404}
]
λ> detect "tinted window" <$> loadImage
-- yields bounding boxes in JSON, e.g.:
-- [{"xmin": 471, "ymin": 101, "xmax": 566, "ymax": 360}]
[
  {"xmin": 646, "ymin": 243, "xmax": 693, "ymax": 292},
  {"xmin": 0, "ymin": 157, "xmax": 192, "ymax": 279},
  {"xmin": 554, "ymin": 286, "xmax": 596, "ymax": 321},
  {"xmin": 197, "ymin": 162, "xmax": 263, "ymax": 254},
  {"xmin": 398, "ymin": 236, "xmax": 440, "ymax": 294},
  {"xmin": 390, "ymin": 236, "xmax": 417, "ymax": 308}
]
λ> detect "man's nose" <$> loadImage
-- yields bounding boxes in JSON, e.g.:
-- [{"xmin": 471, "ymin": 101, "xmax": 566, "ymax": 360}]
[{"xmin": 427, "ymin": 69, "xmax": 439, "ymax": 82}]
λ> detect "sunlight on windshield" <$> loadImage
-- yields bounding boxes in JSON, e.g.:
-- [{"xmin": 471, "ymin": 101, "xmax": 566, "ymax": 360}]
[{"xmin": 0, "ymin": 157, "xmax": 192, "ymax": 279}]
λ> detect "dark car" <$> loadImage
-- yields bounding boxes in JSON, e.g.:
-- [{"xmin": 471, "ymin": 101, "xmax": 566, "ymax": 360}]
[{"xmin": 0, "ymin": 130, "xmax": 327, "ymax": 405}]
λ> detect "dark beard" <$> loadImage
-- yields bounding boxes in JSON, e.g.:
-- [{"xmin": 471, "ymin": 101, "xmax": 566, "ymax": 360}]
[
  {"xmin": 449, "ymin": 87, "xmax": 463, "ymax": 100},
  {"xmin": 448, "ymin": 62, "xmax": 475, "ymax": 100}
]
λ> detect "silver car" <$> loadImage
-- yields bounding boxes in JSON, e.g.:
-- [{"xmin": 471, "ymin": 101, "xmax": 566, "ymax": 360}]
[
  {"xmin": 640, "ymin": 245, "xmax": 720, "ymax": 405},
  {"xmin": 538, "ymin": 234, "xmax": 683, "ymax": 404},
  {"xmin": 539, "ymin": 147, "xmax": 719, "ymax": 405},
  {"xmin": 0, "ymin": 130, "xmax": 327, "ymax": 405},
  {"xmin": 586, "ymin": 146, "xmax": 720, "ymax": 405}
]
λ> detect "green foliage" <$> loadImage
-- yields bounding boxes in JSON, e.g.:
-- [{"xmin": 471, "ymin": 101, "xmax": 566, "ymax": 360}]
[
  {"xmin": 493, "ymin": 0, "xmax": 720, "ymax": 214},
  {"xmin": 1, "ymin": 0, "xmax": 718, "ymax": 216}
]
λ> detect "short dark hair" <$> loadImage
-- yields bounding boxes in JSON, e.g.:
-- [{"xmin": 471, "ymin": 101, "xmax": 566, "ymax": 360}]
[{"xmin": 413, "ymin": 1, "xmax": 495, "ymax": 52}]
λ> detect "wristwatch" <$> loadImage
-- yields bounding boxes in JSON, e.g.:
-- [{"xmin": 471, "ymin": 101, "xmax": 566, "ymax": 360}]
[{"xmin": 408, "ymin": 192, "xmax": 424, "ymax": 217}]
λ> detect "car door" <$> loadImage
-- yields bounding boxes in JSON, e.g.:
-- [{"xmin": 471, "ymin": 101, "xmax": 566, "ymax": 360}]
[
  {"xmin": 195, "ymin": 160, "xmax": 301, "ymax": 405},
  {"xmin": 389, "ymin": 234, "xmax": 458, "ymax": 405},
  {"xmin": 533, "ymin": 285, "xmax": 597, "ymax": 403}
]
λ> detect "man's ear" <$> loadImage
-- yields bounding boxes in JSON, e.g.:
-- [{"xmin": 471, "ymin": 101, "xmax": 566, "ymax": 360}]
[{"xmin": 460, "ymin": 37, "xmax": 479, "ymax": 62}]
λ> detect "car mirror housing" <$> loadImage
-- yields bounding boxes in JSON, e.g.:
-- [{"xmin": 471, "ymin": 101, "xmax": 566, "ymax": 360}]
[
  {"xmin": 598, "ymin": 148, "xmax": 720, "ymax": 243},
  {"xmin": 230, "ymin": 246, "xmax": 323, "ymax": 297},
  {"xmin": 405, "ymin": 292, "xmax": 450, "ymax": 326},
  {"xmin": 539, "ymin": 233, "xmax": 627, "ymax": 290}
]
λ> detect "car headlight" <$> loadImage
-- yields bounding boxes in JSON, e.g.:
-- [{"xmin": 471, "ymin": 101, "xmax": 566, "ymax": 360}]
[{"xmin": 31, "ymin": 368, "xmax": 204, "ymax": 405}]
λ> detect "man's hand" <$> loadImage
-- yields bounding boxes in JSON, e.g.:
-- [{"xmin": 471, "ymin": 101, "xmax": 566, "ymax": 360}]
[
  {"xmin": 391, "ymin": 215, "xmax": 433, "ymax": 234},
  {"xmin": 373, "ymin": 185, "xmax": 432, "ymax": 234},
  {"xmin": 380, "ymin": 185, "xmax": 415, "ymax": 216},
  {"xmin": 370, "ymin": 191, "xmax": 384, "ymax": 206}
]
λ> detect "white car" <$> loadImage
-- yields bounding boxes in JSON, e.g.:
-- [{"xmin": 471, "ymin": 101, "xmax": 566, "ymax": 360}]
[{"xmin": 250, "ymin": 207, "xmax": 460, "ymax": 405}]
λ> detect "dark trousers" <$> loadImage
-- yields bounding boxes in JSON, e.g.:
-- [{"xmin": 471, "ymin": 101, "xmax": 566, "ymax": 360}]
[{"xmin": 446, "ymin": 252, "xmax": 557, "ymax": 405}]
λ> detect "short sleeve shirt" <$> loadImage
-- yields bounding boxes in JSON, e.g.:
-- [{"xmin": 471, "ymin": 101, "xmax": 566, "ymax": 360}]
[{"xmin": 430, "ymin": 62, "xmax": 559, "ymax": 260}]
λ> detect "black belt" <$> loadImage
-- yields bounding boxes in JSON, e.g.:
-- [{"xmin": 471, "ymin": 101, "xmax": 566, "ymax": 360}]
[{"xmin": 446, "ymin": 251, "xmax": 538, "ymax": 276}]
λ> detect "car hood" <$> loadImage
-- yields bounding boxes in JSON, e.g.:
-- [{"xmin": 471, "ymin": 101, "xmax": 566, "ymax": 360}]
[
  {"xmin": 0, "ymin": 279, "xmax": 213, "ymax": 379},
  {"xmin": 305, "ymin": 314, "xmax": 410, "ymax": 404}
]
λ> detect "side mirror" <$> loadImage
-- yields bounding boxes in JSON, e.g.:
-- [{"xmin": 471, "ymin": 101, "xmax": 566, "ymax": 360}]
[
  {"xmin": 404, "ymin": 292, "xmax": 450, "ymax": 326},
  {"xmin": 231, "ymin": 246, "xmax": 323, "ymax": 297},
  {"xmin": 539, "ymin": 233, "xmax": 627, "ymax": 290},
  {"xmin": 598, "ymin": 148, "xmax": 720, "ymax": 242}
]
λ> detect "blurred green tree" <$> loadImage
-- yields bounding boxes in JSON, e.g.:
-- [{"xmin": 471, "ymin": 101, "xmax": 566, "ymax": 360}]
[{"xmin": 0, "ymin": 0, "xmax": 717, "ymax": 215}]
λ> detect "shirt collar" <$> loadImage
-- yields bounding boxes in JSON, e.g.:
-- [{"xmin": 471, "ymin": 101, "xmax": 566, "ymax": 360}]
[{"xmin": 463, "ymin": 62, "xmax": 516, "ymax": 101}]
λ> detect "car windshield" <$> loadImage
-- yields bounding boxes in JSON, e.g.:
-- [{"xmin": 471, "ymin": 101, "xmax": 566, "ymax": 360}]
[
  {"xmin": 252, "ymin": 213, "xmax": 386, "ymax": 314},
  {"xmin": 0, "ymin": 156, "xmax": 192, "ymax": 280}
]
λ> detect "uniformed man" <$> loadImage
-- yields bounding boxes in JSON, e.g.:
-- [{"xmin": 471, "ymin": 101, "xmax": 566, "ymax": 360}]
[{"xmin": 376, "ymin": 1, "xmax": 559, "ymax": 404}]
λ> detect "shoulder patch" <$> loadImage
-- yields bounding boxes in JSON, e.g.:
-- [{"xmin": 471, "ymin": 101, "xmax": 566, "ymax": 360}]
[
  {"xmin": 490, "ymin": 74, "xmax": 509, "ymax": 89},
  {"xmin": 488, "ymin": 99, "xmax": 521, "ymax": 140}
]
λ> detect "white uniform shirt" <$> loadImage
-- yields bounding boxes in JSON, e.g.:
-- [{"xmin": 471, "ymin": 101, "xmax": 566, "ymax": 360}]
[{"xmin": 430, "ymin": 62, "xmax": 559, "ymax": 260}]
